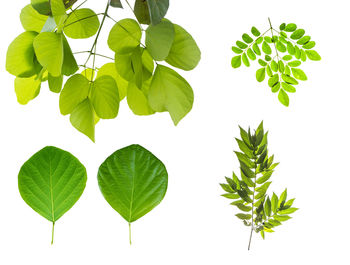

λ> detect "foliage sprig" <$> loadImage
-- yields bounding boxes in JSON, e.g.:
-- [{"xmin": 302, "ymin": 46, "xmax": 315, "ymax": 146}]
[
  {"xmin": 231, "ymin": 18, "xmax": 321, "ymax": 106},
  {"xmin": 6, "ymin": 0, "xmax": 201, "ymax": 142},
  {"xmin": 220, "ymin": 122, "xmax": 298, "ymax": 250}
]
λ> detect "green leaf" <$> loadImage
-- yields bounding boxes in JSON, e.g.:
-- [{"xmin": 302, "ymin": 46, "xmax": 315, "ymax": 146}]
[
  {"xmin": 290, "ymin": 29, "xmax": 305, "ymax": 40},
  {"xmin": 146, "ymin": 19, "xmax": 174, "ymax": 61},
  {"xmin": 235, "ymin": 203, "xmax": 252, "ymax": 212},
  {"xmin": 305, "ymin": 50, "xmax": 321, "ymax": 61},
  {"xmin": 64, "ymin": 8, "xmax": 100, "ymax": 39},
  {"xmin": 297, "ymin": 36, "xmax": 311, "ymax": 45},
  {"xmin": 98, "ymin": 144, "xmax": 168, "ymax": 227},
  {"xmin": 60, "ymin": 74, "xmax": 90, "ymax": 115},
  {"xmin": 110, "ymin": 0, "xmax": 123, "ymax": 8},
  {"xmin": 251, "ymin": 26, "xmax": 260, "ymax": 37},
  {"xmin": 271, "ymin": 193, "xmax": 278, "ymax": 213},
  {"xmin": 231, "ymin": 55, "xmax": 242, "ymax": 68},
  {"xmin": 165, "ymin": 24, "xmax": 200, "ymax": 71},
  {"xmin": 256, "ymin": 171, "xmax": 272, "ymax": 184},
  {"xmin": 247, "ymin": 48, "xmax": 256, "ymax": 60},
  {"xmin": 91, "ymin": 76, "xmax": 120, "ymax": 119},
  {"xmin": 18, "ymin": 146, "xmax": 87, "ymax": 243},
  {"xmin": 134, "ymin": 0, "xmax": 150, "ymax": 25},
  {"xmin": 274, "ymin": 215, "xmax": 291, "ymax": 222},
  {"xmin": 268, "ymin": 74, "xmax": 279, "ymax": 88},
  {"xmin": 20, "ymin": 4, "xmax": 47, "ymax": 33},
  {"xmin": 255, "ymin": 68, "xmax": 266, "ymax": 82},
  {"xmin": 288, "ymin": 60, "xmax": 301, "ymax": 67},
  {"xmin": 278, "ymin": 188, "xmax": 288, "ymax": 207},
  {"xmin": 146, "ymin": 0, "xmax": 169, "ymax": 25},
  {"xmin": 108, "ymin": 19, "xmax": 142, "ymax": 54},
  {"xmin": 232, "ymin": 46, "xmax": 243, "ymax": 54},
  {"xmin": 242, "ymin": 33, "xmax": 253, "ymax": 44},
  {"xmin": 31, "ymin": 0, "xmax": 51, "ymax": 15},
  {"xmin": 279, "ymin": 207, "xmax": 298, "ymax": 215},
  {"xmin": 50, "ymin": 0, "xmax": 67, "ymax": 30},
  {"xmin": 33, "ymin": 32, "xmax": 64, "ymax": 77},
  {"xmin": 281, "ymin": 82, "xmax": 296, "ymax": 93},
  {"xmin": 6, "ymin": 31, "xmax": 39, "ymax": 78},
  {"xmin": 236, "ymin": 213, "xmax": 252, "ymax": 220},
  {"xmin": 97, "ymin": 63, "xmax": 128, "ymax": 100},
  {"xmin": 303, "ymin": 41, "xmax": 316, "ymax": 49},
  {"xmin": 262, "ymin": 41, "xmax": 272, "ymax": 55},
  {"xmin": 278, "ymin": 89, "xmax": 289, "ymax": 107},
  {"xmin": 236, "ymin": 139, "xmax": 254, "ymax": 158},
  {"xmin": 242, "ymin": 53, "xmax": 250, "ymax": 67},
  {"xmin": 236, "ymin": 152, "xmax": 255, "ymax": 168},
  {"xmin": 291, "ymin": 68, "xmax": 307, "ymax": 81},
  {"xmin": 252, "ymin": 43, "xmax": 261, "ymax": 55},
  {"xmin": 148, "ymin": 65, "xmax": 193, "ymax": 125},
  {"xmin": 276, "ymin": 41, "xmax": 286, "ymax": 52},
  {"xmin": 278, "ymin": 61, "xmax": 285, "ymax": 73},
  {"xmin": 284, "ymin": 23, "xmax": 297, "ymax": 32},
  {"xmin": 264, "ymin": 196, "xmax": 272, "ymax": 216},
  {"xmin": 270, "ymin": 60, "xmax": 278, "ymax": 72},
  {"xmin": 127, "ymin": 81, "xmax": 155, "ymax": 116},
  {"xmin": 48, "ymin": 74, "xmax": 63, "ymax": 93},
  {"xmin": 266, "ymin": 65, "xmax": 273, "ymax": 77},
  {"xmin": 236, "ymin": 41, "xmax": 247, "ymax": 49},
  {"xmin": 222, "ymin": 193, "xmax": 240, "ymax": 199},
  {"xmin": 279, "ymin": 23, "xmax": 286, "ymax": 30},
  {"xmin": 300, "ymin": 50, "xmax": 307, "ymax": 62},
  {"xmin": 282, "ymin": 74, "xmax": 298, "ymax": 85},
  {"xmin": 70, "ymin": 98, "xmax": 96, "ymax": 142},
  {"xmin": 15, "ymin": 76, "xmax": 41, "ymax": 105},
  {"xmin": 62, "ymin": 35, "xmax": 78, "ymax": 76}
]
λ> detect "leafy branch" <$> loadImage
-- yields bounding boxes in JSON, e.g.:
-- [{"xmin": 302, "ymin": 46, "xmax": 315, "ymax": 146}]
[
  {"xmin": 220, "ymin": 122, "xmax": 298, "ymax": 250},
  {"xmin": 231, "ymin": 19, "xmax": 321, "ymax": 106}
]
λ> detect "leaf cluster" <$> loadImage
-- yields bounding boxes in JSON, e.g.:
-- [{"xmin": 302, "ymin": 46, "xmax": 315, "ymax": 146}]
[
  {"xmin": 231, "ymin": 20, "xmax": 321, "ymax": 106},
  {"xmin": 220, "ymin": 122, "xmax": 298, "ymax": 247},
  {"xmin": 6, "ymin": 0, "xmax": 201, "ymax": 142}
]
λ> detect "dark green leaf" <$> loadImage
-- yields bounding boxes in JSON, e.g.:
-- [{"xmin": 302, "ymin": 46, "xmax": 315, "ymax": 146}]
[
  {"xmin": 146, "ymin": 0, "xmax": 169, "ymax": 25},
  {"xmin": 235, "ymin": 203, "xmax": 252, "ymax": 212},
  {"xmin": 110, "ymin": 0, "xmax": 123, "ymax": 8},
  {"xmin": 134, "ymin": 0, "xmax": 150, "ymax": 24},
  {"xmin": 279, "ymin": 23, "xmax": 286, "ymax": 30}
]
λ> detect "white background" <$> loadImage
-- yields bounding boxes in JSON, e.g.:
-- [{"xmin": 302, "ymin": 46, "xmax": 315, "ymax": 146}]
[{"xmin": 0, "ymin": 0, "xmax": 349, "ymax": 264}]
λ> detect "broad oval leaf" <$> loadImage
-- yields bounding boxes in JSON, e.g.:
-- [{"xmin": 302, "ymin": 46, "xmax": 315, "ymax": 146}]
[
  {"xmin": 278, "ymin": 89, "xmax": 289, "ymax": 107},
  {"xmin": 31, "ymin": 0, "xmax": 51, "ymax": 15},
  {"xmin": 290, "ymin": 29, "xmax": 305, "ymax": 40},
  {"xmin": 60, "ymin": 74, "xmax": 90, "ymax": 115},
  {"xmin": 305, "ymin": 50, "xmax": 321, "ymax": 61},
  {"xmin": 6, "ymin": 31, "xmax": 38, "ymax": 78},
  {"xmin": 64, "ymin": 8, "xmax": 100, "ymax": 39},
  {"xmin": 256, "ymin": 68, "xmax": 266, "ymax": 82},
  {"xmin": 148, "ymin": 65, "xmax": 194, "ymax": 125},
  {"xmin": 284, "ymin": 23, "xmax": 297, "ymax": 32},
  {"xmin": 33, "ymin": 32, "xmax": 64, "ymax": 77},
  {"xmin": 108, "ymin": 19, "xmax": 141, "ymax": 54},
  {"xmin": 98, "ymin": 144, "xmax": 168, "ymax": 226},
  {"xmin": 15, "ymin": 76, "xmax": 41, "ymax": 105},
  {"xmin": 146, "ymin": 0, "xmax": 169, "ymax": 25},
  {"xmin": 164, "ymin": 23, "xmax": 201, "ymax": 71},
  {"xmin": 91, "ymin": 75, "xmax": 120, "ymax": 119},
  {"xmin": 127, "ymin": 81, "xmax": 155, "ymax": 116},
  {"xmin": 231, "ymin": 55, "xmax": 242, "ymax": 68},
  {"xmin": 291, "ymin": 68, "xmax": 307, "ymax": 81},
  {"xmin": 134, "ymin": 0, "xmax": 150, "ymax": 24},
  {"xmin": 18, "ymin": 146, "xmax": 87, "ymax": 242},
  {"xmin": 145, "ymin": 19, "xmax": 175, "ymax": 61},
  {"xmin": 20, "ymin": 4, "xmax": 47, "ymax": 33}
]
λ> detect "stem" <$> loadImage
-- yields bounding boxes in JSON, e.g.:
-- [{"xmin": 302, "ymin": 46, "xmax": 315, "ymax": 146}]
[
  {"xmin": 248, "ymin": 153, "xmax": 258, "ymax": 250},
  {"xmin": 129, "ymin": 223, "xmax": 132, "ymax": 245},
  {"xmin": 51, "ymin": 222, "xmax": 55, "ymax": 245},
  {"xmin": 125, "ymin": 0, "xmax": 134, "ymax": 12},
  {"xmin": 268, "ymin": 18, "xmax": 280, "ymax": 60},
  {"xmin": 64, "ymin": 13, "xmax": 105, "ymax": 28}
]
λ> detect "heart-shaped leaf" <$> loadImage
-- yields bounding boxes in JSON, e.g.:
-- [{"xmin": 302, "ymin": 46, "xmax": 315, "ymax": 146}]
[
  {"xmin": 18, "ymin": 146, "xmax": 87, "ymax": 244},
  {"xmin": 98, "ymin": 144, "xmax": 168, "ymax": 244}
]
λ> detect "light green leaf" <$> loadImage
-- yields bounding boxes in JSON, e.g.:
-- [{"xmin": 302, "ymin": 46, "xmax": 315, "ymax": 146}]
[
  {"xmin": 70, "ymin": 98, "xmax": 95, "ymax": 142},
  {"xmin": 91, "ymin": 75, "xmax": 120, "ymax": 119},
  {"xmin": 165, "ymin": 24, "xmax": 201, "ymax": 71},
  {"xmin": 231, "ymin": 55, "xmax": 242, "ymax": 68},
  {"xmin": 148, "ymin": 65, "xmax": 193, "ymax": 125},
  {"xmin": 236, "ymin": 41, "xmax": 247, "ymax": 49},
  {"xmin": 279, "ymin": 207, "xmax": 298, "ymax": 215},
  {"xmin": 274, "ymin": 215, "xmax": 291, "ymax": 222},
  {"xmin": 236, "ymin": 213, "xmax": 252, "ymax": 220},
  {"xmin": 146, "ymin": 0, "xmax": 169, "ymax": 25},
  {"xmin": 97, "ymin": 144, "xmax": 168, "ymax": 242},
  {"xmin": 282, "ymin": 74, "xmax": 298, "ymax": 85},
  {"xmin": 257, "ymin": 171, "xmax": 272, "ymax": 184},
  {"xmin": 127, "ymin": 81, "xmax": 155, "ymax": 116},
  {"xmin": 33, "ymin": 32, "xmax": 63, "ymax": 77},
  {"xmin": 64, "ymin": 8, "xmax": 100, "ymax": 39},
  {"xmin": 50, "ymin": 0, "xmax": 67, "ymax": 30},
  {"xmin": 276, "ymin": 41, "xmax": 286, "ymax": 52},
  {"xmin": 271, "ymin": 193, "xmax": 278, "ymax": 213},
  {"xmin": 305, "ymin": 50, "xmax": 321, "ymax": 61},
  {"xmin": 108, "ymin": 19, "xmax": 141, "ymax": 54},
  {"xmin": 97, "ymin": 63, "xmax": 128, "ymax": 100},
  {"xmin": 281, "ymin": 82, "xmax": 296, "ymax": 93},
  {"xmin": 291, "ymin": 68, "xmax": 307, "ymax": 81},
  {"xmin": 278, "ymin": 89, "xmax": 289, "ymax": 107},
  {"xmin": 31, "ymin": 0, "xmax": 51, "ymax": 15},
  {"xmin": 242, "ymin": 53, "xmax": 250, "ymax": 67},
  {"xmin": 256, "ymin": 68, "xmax": 266, "ymax": 82},
  {"xmin": 264, "ymin": 197, "xmax": 272, "ymax": 217},
  {"xmin": 42, "ymin": 16, "xmax": 57, "ymax": 32},
  {"xmin": 252, "ymin": 43, "xmax": 261, "ymax": 55},
  {"xmin": 288, "ymin": 60, "xmax": 301, "ymax": 67},
  {"xmin": 278, "ymin": 188, "xmax": 288, "ymax": 207},
  {"xmin": 20, "ymin": 4, "xmax": 47, "ymax": 33},
  {"xmin": 262, "ymin": 41, "xmax": 272, "ymax": 55},
  {"xmin": 145, "ymin": 19, "xmax": 174, "ymax": 61},
  {"xmin": 242, "ymin": 33, "xmax": 253, "ymax": 44},
  {"xmin": 6, "ymin": 31, "xmax": 39, "ymax": 78},
  {"xmin": 290, "ymin": 29, "xmax": 305, "ymax": 40},
  {"xmin": 303, "ymin": 41, "xmax": 315, "ymax": 49},
  {"xmin": 251, "ymin": 26, "xmax": 260, "ymax": 37},
  {"xmin": 48, "ymin": 74, "xmax": 63, "ymax": 93},
  {"xmin": 62, "ymin": 35, "xmax": 78, "ymax": 76},
  {"xmin": 134, "ymin": 0, "xmax": 150, "ymax": 25},
  {"xmin": 232, "ymin": 46, "xmax": 243, "ymax": 54},
  {"xmin": 18, "ymin": 146, "xmax": 87, "ymax": 243},
  {"xmin": 284, "ymin": 23, "xmax": 297, "ymax": 32},
  {"xmin": 60, "ymin": 74, "xmax": 90, "ymax": 115},
  {"xmin": 15, "ymin": 76, "xmax": 41, "ymax": 105}
]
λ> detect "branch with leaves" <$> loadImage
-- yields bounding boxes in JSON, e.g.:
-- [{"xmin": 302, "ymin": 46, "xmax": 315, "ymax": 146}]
[
  {"xmin": 6, "ymin": 0, "xmax": 201, "ymax": 142},
  {"xmin": 220, "ymin": 122, "xmax": 298, "ymax": 250},
  {"xmin": 231, "ymin": 19, "xmax": 321, "ymax": 106}
]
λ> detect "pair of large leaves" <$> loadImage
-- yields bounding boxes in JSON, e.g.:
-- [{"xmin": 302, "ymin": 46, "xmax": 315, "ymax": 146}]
[
  {"xmin": 19, "ymin": 145, "xmax": 167, "ymax": 244},
  {"xmin": 108, "ymin": 18, "xmax": 200, "ymax": 125}
]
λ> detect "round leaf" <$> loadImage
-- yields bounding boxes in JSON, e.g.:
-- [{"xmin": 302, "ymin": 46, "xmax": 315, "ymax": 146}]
[
  {"xmin": 18, "ymin": 146, "xmax": 87, "ymax": 223},
  {"xmin": 165, "ymin": 24, "xmax": 201, "ymax": 71},
  {"xmin": 98, "ymin": 144, "xmax": 168, "ymax": 223},
  {"xmin": 284, "ymin": 23, "xmax": 297, "ymax": 32},
  {"xmin": 145, "ymin": 19, "xmax": 175, "ymax": 61},
  {"xmin": 64, "ymin": 8, "xmax": 100, "ymax": 39},
  {"xmin": 108, "ymin": 19, "xmax": 141, "ymax": 54},
  {"xmin": 148, "ymin": 65, "xmax": 194, "ymax": 125},
  {"xmin": 20, "ymin": 4, "xmax": 48, "ymax": 32}
]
